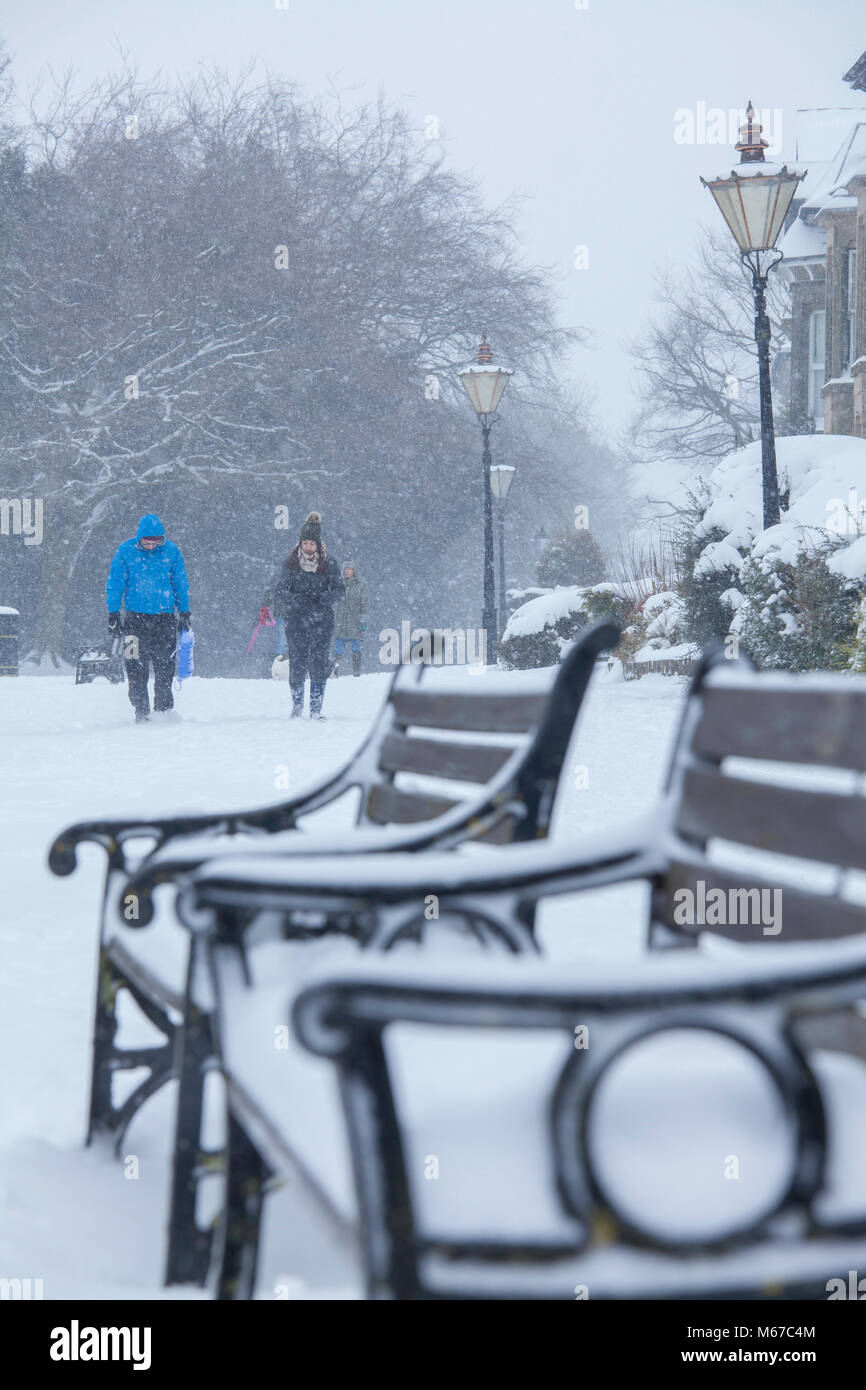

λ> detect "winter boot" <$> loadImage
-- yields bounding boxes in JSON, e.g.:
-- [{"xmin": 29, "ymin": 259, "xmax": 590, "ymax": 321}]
[
  {"xmin": 290, "ymin": 683, "xmax": 305, "ymax": 718},
  {"xmin": 351, "ymin": 651, "xmax": 361, "ymax": 677},
  {"xmin": 134, "ymin": 707, "xmax": 150, "ymax": 724},
  {"xmin": 309, "ymin": 680, "xmax": 326, "ymax": 720}
]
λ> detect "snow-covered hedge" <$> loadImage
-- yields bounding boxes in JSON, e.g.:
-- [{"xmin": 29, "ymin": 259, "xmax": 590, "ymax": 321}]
[
  {"xmin": 629, "ymin": 590, "xmax": 693, "ymax": 662},
  {"xmin": 685, "ymin": 435, "xmax": 866, "ymax": 671},
  {"xmin": 499, "ymin": 586, "xmax": 588, "ymax": 669},
  {"xmin": 500, "ymin": 582, "xmax": 688, "ymax": 669}
]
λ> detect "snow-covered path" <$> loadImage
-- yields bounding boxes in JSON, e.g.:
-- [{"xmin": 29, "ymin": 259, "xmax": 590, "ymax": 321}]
[{"xmin": 0, "ymin": 665, "xmax": 684, "ymax": 1297}]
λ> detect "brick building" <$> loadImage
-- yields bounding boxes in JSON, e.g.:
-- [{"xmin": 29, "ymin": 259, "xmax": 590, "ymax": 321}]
[{"xmin": 778, "ymin": 52, "xmax": 866, "ymax": 437}]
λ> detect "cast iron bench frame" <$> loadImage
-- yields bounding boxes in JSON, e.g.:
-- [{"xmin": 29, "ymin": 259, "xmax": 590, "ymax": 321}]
[
  {"xmin": 175, "ymin": 646, "xmax": 866, "ymax": 1296},
  {"xmin": 47, "ymin": 621, "xmax": 617, "ymax": 1283}
]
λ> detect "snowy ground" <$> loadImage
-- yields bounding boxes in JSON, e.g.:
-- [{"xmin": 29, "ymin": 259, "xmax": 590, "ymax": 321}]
[{"xmin": 0, "ymin": 663, "xmax": 686, "ymax": 1298}]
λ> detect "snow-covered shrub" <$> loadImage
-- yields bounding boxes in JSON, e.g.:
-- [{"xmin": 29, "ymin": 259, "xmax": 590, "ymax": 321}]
[
  {"xmin": 850, "ymin": 598, "xmax": 866, "ymax": 673},
  {"xmin": 679, "ymin": 435, "xmax": 866, "ymax": 671},
  {"xmin": 630, "ymin": 590, "xmax": 691, "ymax": 660},
  {"xmin": 504, "ymin": 586, "xmax": 549, "ymax": 618},
  {"xmin": 499, "ymin": 587, "xmax": 588, "ymax": 669},
  {"xmin": 501, "ymin": 579, "xmax": 692, "ymax": 670},
  {"xmin": 578, "ymin": 582, "xmax": 641, "ymax": 657},
  {"xmin": 678, "ymin": 524, "xmax": 743, "ymax": 646},
  {"xmin": 580, "ymin": 582, "xmax": 637, "ymax": 630},
  {"xmin": 536, "ymin": 531, "xmax": 606, "ymax": 588},
  {"xmin": 734, "ymin": 538, "xmax": 863, "ymax": 672}
]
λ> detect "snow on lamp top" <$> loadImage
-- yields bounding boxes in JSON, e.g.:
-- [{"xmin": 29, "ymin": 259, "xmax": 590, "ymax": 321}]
[
  {"xmin": 457, "ymin": 334, "xmax": 514, "ymax": 415},
  {"xmin": 701, "ymin": 103, "xmax": 806, "ymax": 254}
]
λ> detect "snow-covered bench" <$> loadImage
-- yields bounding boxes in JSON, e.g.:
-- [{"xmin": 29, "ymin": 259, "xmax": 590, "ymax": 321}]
[
  {"xmin": 46, "ymin": 621, "xmax": 617, "ymax": 1283},
  {"xmin": 291, "ymin": 943, "xmax": 866, "ymax": 1299},
  {"xmin": 174, "ymin": 647, "xmax": 866, "ymax": 1297}
]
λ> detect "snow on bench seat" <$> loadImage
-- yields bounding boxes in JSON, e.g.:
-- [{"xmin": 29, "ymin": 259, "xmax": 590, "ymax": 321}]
[
  {"xmin": 290, "ymin": 945, "xmax": 866, "ymax": 1245},
  {"xmin": 218, "ymin": 942, "xmax": 866, "ymax": 1249}
]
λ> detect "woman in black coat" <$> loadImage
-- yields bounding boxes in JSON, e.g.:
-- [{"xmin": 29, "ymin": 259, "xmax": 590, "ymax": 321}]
[{"xmin": 268, "ymin": 512, "xmax": 343, "ymax": 719}]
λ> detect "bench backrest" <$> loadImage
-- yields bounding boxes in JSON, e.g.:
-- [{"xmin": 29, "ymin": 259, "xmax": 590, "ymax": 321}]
[
  {"xmin": 354, "ymin": 622, "xmax": 618, "ymax": 843},
  {"xmin": 654, "ymin": 650, "xmax": 866, "ymax": 946}
]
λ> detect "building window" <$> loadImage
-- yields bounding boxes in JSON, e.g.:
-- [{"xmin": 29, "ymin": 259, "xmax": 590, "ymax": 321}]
[
  {"xmin": 847, "ymin": 247, "xmax": 858, "ymax": 370},
  {"xmin": 808, "ymin": 309, "xmax": 825, "ymax": 424}
]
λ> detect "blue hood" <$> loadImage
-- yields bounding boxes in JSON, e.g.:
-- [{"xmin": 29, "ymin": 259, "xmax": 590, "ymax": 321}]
[
  {"xmin": 107, "ymin": 520, "xmax": 189, "ymax": 613},
  {"xmin": 136, "ymin": 514, "xmax": 165, "ymax": 541}
]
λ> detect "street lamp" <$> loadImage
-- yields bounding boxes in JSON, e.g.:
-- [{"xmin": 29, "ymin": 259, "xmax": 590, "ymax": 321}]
[
  {"xmin": 701, "ymin": 103, "xmax": 806, "ymax": 530},
  {"xmin": 490, "ymin": 463, "xmax": 516, "ymax": 638},
  {"xmin": 533, "ymin": 525, "xmax": 550, "ymax": 561},
  {"xmin": 457, "ymin": 335, "xmax": 514, "ymax": 663}
]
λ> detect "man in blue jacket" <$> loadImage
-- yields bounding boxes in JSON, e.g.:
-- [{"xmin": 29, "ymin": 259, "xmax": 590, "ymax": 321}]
[{"xmin": 106, "ymin": 514, "xmax": 191, "ymax": 722}]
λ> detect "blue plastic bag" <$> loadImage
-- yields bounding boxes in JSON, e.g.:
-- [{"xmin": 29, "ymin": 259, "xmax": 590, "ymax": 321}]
[{"xmin": 177, "ymin": 627, "xmax": 195, "ymax": 682}]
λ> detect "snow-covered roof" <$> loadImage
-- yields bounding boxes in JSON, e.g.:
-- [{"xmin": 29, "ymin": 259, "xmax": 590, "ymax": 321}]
[
  {"xmin": 793, "ymin": 107, "xmax": 866, "ymax": 200},
  {"xmin": 778, "ymin": 117, "xmax": 866, "ymax": 263},
  {"xmin": 0, "ymin": 606, "xmax": 19, "ymax": 615},
  {"xmin": 803, "ymin": 121, "xmax": 866, "ymax": 215},
  {"xmin": 843, "ymin": 51, "xmax": 866, "ymax": 93},
  {"xmin": 778, "ymin": 211, "xmax": 825, "ymax": 264}
]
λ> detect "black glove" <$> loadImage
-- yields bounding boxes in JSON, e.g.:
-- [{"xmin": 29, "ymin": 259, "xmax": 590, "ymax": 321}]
[
  {"xmin": 178, "ymin": 612, "xmax": 191, "ymax": 630},
  {"xmin": 108, "ymin": 612, "xmax": 121, "ymax": 634}
]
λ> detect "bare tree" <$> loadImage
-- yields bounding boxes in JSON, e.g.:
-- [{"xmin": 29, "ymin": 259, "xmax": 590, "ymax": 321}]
[
  {"xmin": 0, "ymin": 62, "xmax": 587, "ymax": 663},
  {"xmin": 626, "ymin": 225, "xmax": 791, "ymax": 466}
]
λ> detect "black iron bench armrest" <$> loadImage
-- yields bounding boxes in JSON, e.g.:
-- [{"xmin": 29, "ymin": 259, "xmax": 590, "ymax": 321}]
[
  {"xmin": 293, "ymin": 936, "xmax": 866, "ymax": 1053},
  {"xmin": 46, "ymin": 759, "xmax": 358, "ymax": 879},
  {"xmin": 181, "ymin": 814, "xmax": 662, "ymax": 930},
  {"xmin": 111, "ymin": 621, "xmax": 621, "ymax": 923},
  {"xmin": 120, "ymin": 807, "xmax": 512, "ymax": 925}
]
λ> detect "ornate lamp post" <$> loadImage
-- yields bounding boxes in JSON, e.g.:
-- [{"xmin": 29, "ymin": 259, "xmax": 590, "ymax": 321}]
[
  {"xmin": 701, "ymin": 104, "xmax": 806, "ymax": 530},
  {"xmin": 490, "ymin": 463, "xmax": 516, "ymax": 638},
  {"xmin": 457, "ymin": 336, "xmax": 513, "ymax": 663}
]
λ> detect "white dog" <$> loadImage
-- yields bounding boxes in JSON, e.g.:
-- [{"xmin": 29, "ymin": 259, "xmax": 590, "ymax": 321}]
[{"xmin": 271, "ymin": 654, "xmax": 292, "ymax": 681}]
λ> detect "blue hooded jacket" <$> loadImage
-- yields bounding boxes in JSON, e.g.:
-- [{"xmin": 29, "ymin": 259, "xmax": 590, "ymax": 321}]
[{"xmin": 106, "ymin": 514, "xmax": 190, "ymax": 615}]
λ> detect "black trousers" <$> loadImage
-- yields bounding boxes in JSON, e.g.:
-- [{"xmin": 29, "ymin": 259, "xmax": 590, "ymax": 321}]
[
  {"xmin": 285, "ymin": 615, "xmax": 333, "ymax": 683},
  {"xmin": 285, "ymin": 613, "xmax": 333, "ymax": 710},
  {"xmin": 123, "ymin": 612, "xmax": 177, "ymax": 713}
]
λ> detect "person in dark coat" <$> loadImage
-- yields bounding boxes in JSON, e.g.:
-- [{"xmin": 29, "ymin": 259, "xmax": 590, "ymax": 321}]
[
  {"xmin": 332, "ymin": 561, "xmax": 370, "ymax": 677},
  {"xmin": 105, "ymin": 513, "xmax": 191, "ymax": 722},
  {"xmin": 266, "ymin": 511, "xmax": 342, "ymax": 719}
]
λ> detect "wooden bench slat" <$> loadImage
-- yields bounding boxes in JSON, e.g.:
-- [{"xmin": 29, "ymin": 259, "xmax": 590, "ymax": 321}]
[
  {"xmin": 368, "ymin": 784, "xmax": 518, "ymax": 843},
  {"xmin": 694, "ymin": 687, "xmax": 866, "ymax": 769},
  {"xmin": 378, "ymin": 733, "xmax": 514, "ymax": 784},
  {"xmin": 392, "ymin": 688, "xmax": 546, "ymax": 734},
  {"xmin": 794, "ymin": 1009, "xmax": 866, "ymax": 1060},
  {"xmin": 366, "ymin": 784, "xmax": 459, "ymax": 825},
  {"xmin": 677, "ymin": 765, "xmax": 866, "ymax": 871},
  {"xmin": 659, "ymin": 858, "xmax": 866, "ymax": 943}
]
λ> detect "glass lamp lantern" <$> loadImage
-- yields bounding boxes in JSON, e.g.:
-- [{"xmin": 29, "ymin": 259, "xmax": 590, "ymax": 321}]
[
  {"xmin": 457, "ymin": 335, "xmax": 514, "ymax": 415},
  {"xmin": 489, "ymin": 464, "xmax": 516, "ymax": 500},
  {"xmin": 700, "ymin": 103, "xmax": 805, "ymax": 254}
]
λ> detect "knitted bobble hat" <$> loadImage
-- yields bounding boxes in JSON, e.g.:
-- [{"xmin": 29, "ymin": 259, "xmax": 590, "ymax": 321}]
[{"xmin": 299, "ymin": 511, "xmax": 322, "ymax": 544}]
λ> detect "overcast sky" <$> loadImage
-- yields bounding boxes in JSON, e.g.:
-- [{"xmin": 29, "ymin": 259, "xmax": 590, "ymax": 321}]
[{"xmin": 3, "ymin": 1, "xmax": 864, "ymax": 443}]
